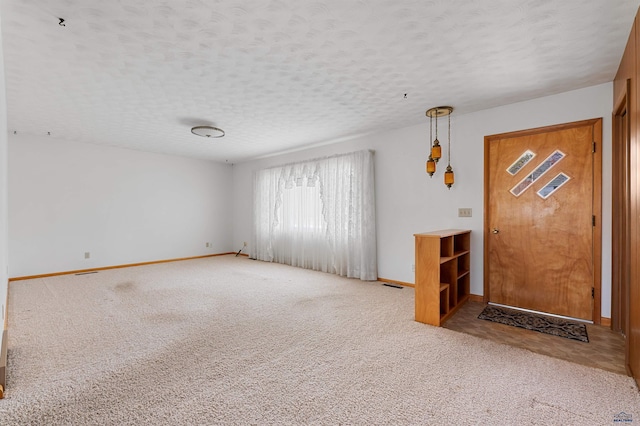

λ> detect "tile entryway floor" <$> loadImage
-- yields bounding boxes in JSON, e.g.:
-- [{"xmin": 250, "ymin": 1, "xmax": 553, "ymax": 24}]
[{"xmin": 444, "ymin": 301, "xmax": 627, "ymax": 375}]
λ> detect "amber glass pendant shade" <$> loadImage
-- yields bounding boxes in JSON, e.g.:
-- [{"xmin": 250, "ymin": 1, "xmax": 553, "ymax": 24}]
[
  {"xmin": 431, "ymin": 140, "xmax": 441, "ymax": 162},
  {"xmin": 426, "ymin": 156, "xmax": 436, "ymax": 177},
  {"xmin": 444, "ymin": 165, "xmax": 454, "ymax": 189}
]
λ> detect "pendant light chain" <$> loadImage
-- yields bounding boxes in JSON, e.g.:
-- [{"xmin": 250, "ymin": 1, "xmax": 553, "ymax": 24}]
[
  {"xmin": 426, "ymin": 109, "xmax": 436, "ymax": 177},
  {"xmin": 435, "ymin": 108, "xmax": 438, "ymax": 141},
  {"xmin": 430, "ymin": 114, "xmax": 433, "ymax": 148},
  {"xmin": 447, "ymin": 112, "xmax": 451, "ymax": 167}
]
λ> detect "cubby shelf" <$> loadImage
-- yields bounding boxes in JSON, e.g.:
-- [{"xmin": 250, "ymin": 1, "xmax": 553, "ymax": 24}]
[{"xmin": 414, "ymin": 229, "xmax": 471, "ymax": 326}]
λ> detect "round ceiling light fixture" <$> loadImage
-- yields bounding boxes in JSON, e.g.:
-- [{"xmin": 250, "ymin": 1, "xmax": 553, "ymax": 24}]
[{"xmin": 191, "ymin": 126, "xmax": 225, "ymax": 138}]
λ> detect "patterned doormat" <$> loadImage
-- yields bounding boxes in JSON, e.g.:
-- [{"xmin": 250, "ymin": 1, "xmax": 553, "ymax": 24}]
[{"xmin": 478, "ymin": 305, "xmax": 589, "ymax": 343}]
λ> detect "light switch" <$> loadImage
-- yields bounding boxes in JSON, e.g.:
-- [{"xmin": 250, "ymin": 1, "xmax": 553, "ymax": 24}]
[{"xmin": 458, "ymin": 208, "xmax": 472, "ymax": 217}]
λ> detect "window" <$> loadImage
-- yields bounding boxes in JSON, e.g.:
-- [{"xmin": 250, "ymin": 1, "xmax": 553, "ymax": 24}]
[{"xmin": 252, "ymin": 150, "xmax": 377, "ymax": 280}]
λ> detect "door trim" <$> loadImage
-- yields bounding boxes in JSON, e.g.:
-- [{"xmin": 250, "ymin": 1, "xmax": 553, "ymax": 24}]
[
  {"xmin": 483, "ymin": 118, "xmax": 603, "ymax": 324},
  {"xmin": 612, "ymin": 80, "xmax": 632, "ymax": 375}
]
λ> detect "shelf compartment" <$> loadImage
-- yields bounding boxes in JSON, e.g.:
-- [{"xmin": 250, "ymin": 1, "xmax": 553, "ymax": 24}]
[
  {"xmin": 440, "ymin": 260, "xmax": 457, "ymax": 286},
  {"xmin": 440, "ymin": 236, "xmax": 454, "ymax": 257},
  {"xmin": 454, "ymin": 232, "xmax": 470, "ymax": 253},
  {"xmin": 440, "ymin": 259, "xmax": 457, "ymax": 309},
  {"xmin": 439, "ymin": 284, "xmax": 450, "ymax": 317},
  {"xmin": 457, "ymin": 273, "xmax": 470, "ymax": 304},
  {"xmin": 457, "ymin": 253, "xmax": 470, "ymax": 275}
]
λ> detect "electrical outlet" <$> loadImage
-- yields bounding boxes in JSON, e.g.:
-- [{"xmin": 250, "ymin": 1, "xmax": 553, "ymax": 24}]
[
  {"xmin": 243, "ymin": 241, "xmax": 247, "ymax": 247},
  {"xmin": 411, "ymin": 263, "xmax": 415, "ymax": 272},
  {"xmin": 84, "ymin": 252, "xmax": 90, "ymax": 259},
  {"xmin": 458, "ymin": 208, "xmax": 472, "ymax": 217}
]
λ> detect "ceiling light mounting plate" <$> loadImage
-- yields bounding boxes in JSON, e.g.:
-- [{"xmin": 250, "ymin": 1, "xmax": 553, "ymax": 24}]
[
  {"xmin": 191, "ymin": 126, "xmax": 225, "ymax": 138},
  {"xmin": 425, "ymin": 106, "xmax": 453, "ymax": 118}
]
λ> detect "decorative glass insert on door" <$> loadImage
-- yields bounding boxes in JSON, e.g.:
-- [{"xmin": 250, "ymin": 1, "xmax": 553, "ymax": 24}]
[
  {"xmin": 507, "ymin": 150, "xmax": 536, "ymax": 175},
  {"xmin": 537, "ymin": 173, "xmax": 570, "ymax": 199},
  {"xmin": 510, "ymin": 150, "xmax": 565, "ymax": 197}
]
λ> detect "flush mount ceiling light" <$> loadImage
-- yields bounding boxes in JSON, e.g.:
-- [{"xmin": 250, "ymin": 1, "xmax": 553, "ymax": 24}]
[{"xmin": 191, "ymin": 126, "xmax": 225, "ymax": 138}]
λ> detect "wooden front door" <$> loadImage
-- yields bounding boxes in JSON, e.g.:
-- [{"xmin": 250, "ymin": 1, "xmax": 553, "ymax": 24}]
[{"xmin": 484, "ymin": 119, "xmax": 602, "ymax": 321}]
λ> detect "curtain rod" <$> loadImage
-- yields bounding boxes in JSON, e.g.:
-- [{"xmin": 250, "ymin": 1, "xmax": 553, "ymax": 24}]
[{"xmin": 261, "ymin": 149, "xmax": 375, "ymax": 171}]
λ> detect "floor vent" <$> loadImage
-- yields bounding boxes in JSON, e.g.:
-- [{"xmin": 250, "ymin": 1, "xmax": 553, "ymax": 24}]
[{"xmin": 382, "ymin": 283, "xmax": 403, "ymax": 289}]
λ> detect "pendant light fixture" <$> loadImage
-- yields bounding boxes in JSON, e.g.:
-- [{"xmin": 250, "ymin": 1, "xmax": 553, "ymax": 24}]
[
  {"xmin": 426, "ymin": 114, "xmax": 436, "ymax": 177},
  {"xmin": 425, "ymin": 106, "xmax": 454, "ymax": 188}
]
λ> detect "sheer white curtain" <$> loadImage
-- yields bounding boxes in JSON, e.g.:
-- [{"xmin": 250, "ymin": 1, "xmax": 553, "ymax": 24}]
[{"xmin": 252, "ymin": 150, "xmax": 377, "ymax": 280}]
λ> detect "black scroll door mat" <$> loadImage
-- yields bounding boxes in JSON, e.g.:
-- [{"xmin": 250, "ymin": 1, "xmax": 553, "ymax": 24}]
[{"xmin": 478, "ymin": 305, "xmax": 589, "ymax": 343}]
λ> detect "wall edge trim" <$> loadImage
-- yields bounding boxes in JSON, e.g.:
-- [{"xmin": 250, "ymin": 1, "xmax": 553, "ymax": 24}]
[
  {"xmin": 377, "ymin": 277, "xmax": 414, "ymax": 288},
  {"xmin": 8, "ymin": 252, "xmax": 240, "ymax": 281}
]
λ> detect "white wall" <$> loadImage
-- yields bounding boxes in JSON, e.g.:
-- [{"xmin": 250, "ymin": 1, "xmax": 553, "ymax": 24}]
[
  {"xmin": 0, "ymin": 17, "xmax": 8, "ymax": 323},
  {"xmin": 233, "ymin": 83, "xmax": 614, "ymax": 317},
  {"xmin": 9, "ymin": 135, "xmax": 234, "ymax": 277}
]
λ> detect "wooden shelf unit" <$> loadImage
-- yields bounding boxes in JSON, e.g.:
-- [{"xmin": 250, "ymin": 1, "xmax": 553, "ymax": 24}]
[{"xmin": 414, "ymin": 229, "xmax": 471, "ymax": 326}]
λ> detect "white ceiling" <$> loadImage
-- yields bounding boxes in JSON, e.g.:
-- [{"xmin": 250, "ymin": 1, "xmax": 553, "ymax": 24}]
[{"xmin": 2, "ymin": 0, "xmax": 639, "ymax": 163}]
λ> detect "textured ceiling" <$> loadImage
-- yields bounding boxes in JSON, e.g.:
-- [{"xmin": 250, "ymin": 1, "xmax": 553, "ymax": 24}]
[{"xmin": 2, "ymin": 0, "xmax": 639, "ymax": 163}]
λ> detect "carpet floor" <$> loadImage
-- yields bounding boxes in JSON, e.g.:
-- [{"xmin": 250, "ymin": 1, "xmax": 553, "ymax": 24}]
[{"xmin": 0, "ymin": 255, "xmax": 638, "ymax": 424}]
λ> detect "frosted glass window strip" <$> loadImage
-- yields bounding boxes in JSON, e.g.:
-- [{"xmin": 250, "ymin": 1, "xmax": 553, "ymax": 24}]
[
  {"xmin": 510, "ymin": 150, "xmax": 566, "ymax": 197},
  {"xmin": 537, "ymin": 173, "xmax": 571, "ymax": 199},
  {"xmin": 507, "ymin": 150, "xmax": 536, "ymax": 175}
]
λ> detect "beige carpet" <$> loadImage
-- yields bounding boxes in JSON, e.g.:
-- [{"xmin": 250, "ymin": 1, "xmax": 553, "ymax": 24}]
[{"xmin": 0, "ymin": 255, "xmax": 638, "ymax": 425}]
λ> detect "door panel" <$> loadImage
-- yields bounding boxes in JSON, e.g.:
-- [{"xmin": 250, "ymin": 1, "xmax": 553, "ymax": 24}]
[{"xmin": 486, "ymin": 120, "xmax": 600, "ymax": 321}]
